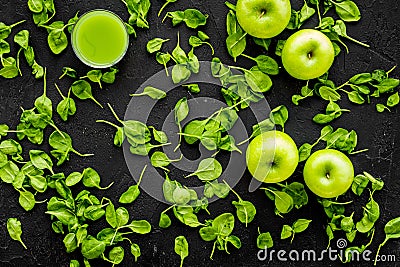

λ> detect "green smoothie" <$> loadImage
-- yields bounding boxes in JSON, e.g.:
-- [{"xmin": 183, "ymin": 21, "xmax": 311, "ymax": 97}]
[{"xmin": 72, "ymin": 10, "xmax": 129, "ymax": 68}]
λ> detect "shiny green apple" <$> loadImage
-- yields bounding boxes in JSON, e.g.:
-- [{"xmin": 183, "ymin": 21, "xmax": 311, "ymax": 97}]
[
  {"xmin": 246, "ymin": 130, "xmax": 299, "ymax": 183},
  {"xmin": 303, "ymin": 149, "xmax": 354, "ymax": 198},
  {"xmin": 236, "ymin": 0, "xmax": 291, "ymax": 39},
  {"xmin": 281, "ymin": 29, "xmax": 335, "ymax": 80}
]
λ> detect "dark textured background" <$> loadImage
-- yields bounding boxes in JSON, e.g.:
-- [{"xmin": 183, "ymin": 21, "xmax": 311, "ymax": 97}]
[{"xmin": 1, "ymin": 0, "xmax": 400, "ymax": 266}]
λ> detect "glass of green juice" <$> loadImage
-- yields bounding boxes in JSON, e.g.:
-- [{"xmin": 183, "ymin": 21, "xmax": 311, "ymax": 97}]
[{"xmin": 71, "ymin": 9, "xmax": 129, "ymax": 68}]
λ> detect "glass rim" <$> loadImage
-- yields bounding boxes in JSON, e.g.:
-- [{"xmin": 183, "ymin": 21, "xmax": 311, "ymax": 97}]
[{"xmin": 71, "ymin": 9, "xmax": 129, "ymax": 69}]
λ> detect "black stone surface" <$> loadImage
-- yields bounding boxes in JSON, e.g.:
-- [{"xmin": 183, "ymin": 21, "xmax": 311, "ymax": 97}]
[{"xmin": 1, "ymin": 0, "xmax": 400, "ymax": 267}]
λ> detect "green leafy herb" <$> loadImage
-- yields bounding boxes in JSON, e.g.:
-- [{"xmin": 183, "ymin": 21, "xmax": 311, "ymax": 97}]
[
  {"xmin": 329, "ymin": 0, "xmax": 361, "ymax": 22},
  {"xmin": 151, "ymin": 151, "xmax": 182, "ymax": 171},
  {"xmin": 186, "ymin": 158, "xmax": 222, "ymax": 182},
  {"xmin": 49, "ymin": 131, "xmax": 94, "ymax": 165},
  {"xmin": 376, "ymin": 103, "xmax": 390, "ymax": 113},
  {"xmin": 65, "ymin": 172, "xmax": 83, "ymax": 187},
  {"xmin": 130, "ymin": 243, "xmax": 141, "ymax": 262},
  {"xmin": 313, "ymin": 100, "xmax": 350, "ymax": 124},
  {"xmin": 120, "ymin": 0, "xmax": 151, "ymax": 31},
  {"xmin": 101, "ymin": 67, "xmax": 119, "ymax": 84},
  {"xmin": 387, "ymin": 92, "xmax": 399, "ymax": 107},
  {"xmin": 55, "ymin": 83, "xmax": 76, "ymax": 121},
  {"xmin": 107, "ymin": 246, "xmax": 124, "ymax": 265},
  {"xmin": 18, "ymin": 190, "xmax": 36, "ymax": 211},
  {"xmin": 7, "ymin": 218, "xmax": 27, "ymax": 249},
  {"xmin": 71, "ymin": 80, "xmax": 103, "ymax": 108},
  {"xmin": 204, "ymin": 180, "xmax": 230, "ymax": 199},
  {"xmin": 319, "ymin": 198, "xmax": 352, "ymax": 219},
  {"xmin": 164, "ymin": 9, "xmax": 208, "ymax": 29},
  {"xmin": 37, "ymin": 19, "xmax": 75, "ymax": 55},
  {"xmin": 281, "ymin": 219, "xmax": 312, "ymax": 243},
  {"xmin": 224, "ymin": 181, "xmax": 256, "ymax": 227},
  {"xmin": 63, "ymin": 233, "xmax": 78, "ymax": 253},
  {"xmin": 81, "ymin": 70, "xmax": 103, "ymax": 89},
  {"xmin": 188, "ymin": 35, "xmax": 214, "ymax": 55},
  {"xmin": 159, "ymin": 212, "xmax": 172, "ymax": 228},
  {"xmin": 146, "ymin": 38, "xmax": 169, "ymax": 53},
  {"xmin": 174, "ymin": 236, "xmax": 189, "ymax": 267},
  {"xmin": 356, "ymin": 191, "xmax": 380, "ymax": 233},
  {"xmin": 70, "ymin": 260, "xmax": 80, "ymax": 267},
  {"xmin": 119, "ymin": 165, "xmax": 147, "ymax": 204},
  {"xmin": 29, "ymin": 149, "xmax": 54, "ymax": 174},
  {"xmin": 81, "ymin": 236, "xmax": 107, "ymax": 260},
  {"xmin": 257, "ymin": 228, "xmax": 273, "ymax": 249},
  {"xmin": 14, "ymin": 29, "xmax": 29, "ymax": 49},
  {"xmin": 82, "ymin": 167, "xmax": 113, "ymax": 190},
  {"xmin": 0, "ymin": 161, "xmax": 20, "ymax": 184},
  {"xmin": 225, "ymin": 10, "xmax": 246, "ymax": 60},
  {"xmin": 182, "ymin": 83, "xmax": 200, "ymax": 94},
  {"xmin": 298, "ymin": 125, "xmax": 333, "ymax": 162},
  {"xmin": 0, "ymin": 20, "xmax": 25, "ymax": 40},
  {"xmin": 226, "ymin": 32, "xmax": 247, "ymax": 60},
  {"xmin": 374, "ymin": 217, "xmax": 400, "ymax": 265},
  {"xmin": 253, "ymin": 37, "xmax": 271, "ymax": 51},
  {"xmin": 263, "ymin": 188, "xmax": 294, "ymax": 215},
  {"xmin": 156, "ymin": 52, "xmax": 171, "ymax": 76},
  {"xmin": 241, "ymin": 54, "xmax": 279, "ymax": 75},
  {"xmin": 352, "ymin": 174, "xmax": 369, "ymax": 196},
  {"xmin": 174, "ymin": 97, "xmax": 189, "ymax": 151},
  {"xmin": 199, "ymin": 213, "xmax": 240, "ymax": 258},
  {"xmin": 172, "ymin": 64, "xmax": 191, "ymax": 84},
  {"xmin": 130, "ymin": 86, "xmax": 166, "ymax": 99}
]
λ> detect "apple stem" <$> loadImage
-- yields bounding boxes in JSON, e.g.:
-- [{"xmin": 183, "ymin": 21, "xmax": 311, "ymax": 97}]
[{"xmin": 259, "ymin": 10, "xmax": 266, "ymax": 19}]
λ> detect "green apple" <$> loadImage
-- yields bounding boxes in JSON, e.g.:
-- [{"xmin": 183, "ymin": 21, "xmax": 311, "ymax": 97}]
[
  {"xmin": 236, "ymin": 0, "xmax": 291, "ymax": 39},
  {"xmin": 246, "ymin": 130, "xmax": 299, "ymax": 183},
  {"xmin": 281, "ymin": 29, "xmax": 335, "ymax": 80},
  {"xmin": 303, "ymin": 149, "xmax": 354, "ymax": 198}
]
